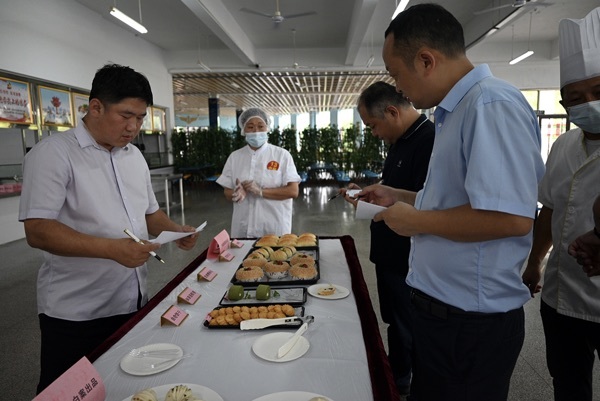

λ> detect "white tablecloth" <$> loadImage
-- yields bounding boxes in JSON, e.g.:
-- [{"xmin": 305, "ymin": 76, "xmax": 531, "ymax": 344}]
[{"xmin": 93, "ymin": 239, "xmax": 375, "ymax": 400}]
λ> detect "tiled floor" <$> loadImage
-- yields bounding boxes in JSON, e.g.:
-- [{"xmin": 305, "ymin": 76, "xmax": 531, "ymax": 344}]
[{"xmin": 1, "ymin": 182, "xmax": 598, "ymax": 400}]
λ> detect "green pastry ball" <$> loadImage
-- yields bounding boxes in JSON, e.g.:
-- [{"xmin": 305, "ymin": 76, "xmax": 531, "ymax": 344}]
[
  {"xmin": 255, "ymin": 284, "xmax": 271, "ymax": 300},
  {"xmin": 228, "ymin": 285, "xmax": 245, "ymax": 301}
]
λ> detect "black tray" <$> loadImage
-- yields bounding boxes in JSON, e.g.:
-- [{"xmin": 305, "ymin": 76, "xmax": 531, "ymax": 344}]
[
  {"xmin": 230, "ymin": 248, "xmax": 320, "ymax": 288},
  {"xmin": 203, "ymin": 306, "xmax": 305, "ymax": 329},
  {"xmin": 219, "ymin": 286, "xmax": 307, "ymax": 307}
]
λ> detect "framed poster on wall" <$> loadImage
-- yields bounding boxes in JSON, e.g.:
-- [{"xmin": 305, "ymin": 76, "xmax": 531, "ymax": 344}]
[
  {"xmin": 71, "ymin": 92, "xmax": 89, "ymax": 126},
  {"xmin": 38, "ymin": 86, "xmax": 73, "ymax": 127},
  {"xmin": 152, "ymin": 107, "xmax": 165, "ymax": 132},
  {"xmin": 141, "ymin": 107, "xmax": 153, "ymax": 131},
  {"xmin": 0, "ymin": 77, "xmax": 34, "ymax": 124}
]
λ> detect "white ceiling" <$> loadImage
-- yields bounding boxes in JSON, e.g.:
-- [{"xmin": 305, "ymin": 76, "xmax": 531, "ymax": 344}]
[{"xmin": 74, "ymin": 0, "xmax": 599, "ymax": 117}]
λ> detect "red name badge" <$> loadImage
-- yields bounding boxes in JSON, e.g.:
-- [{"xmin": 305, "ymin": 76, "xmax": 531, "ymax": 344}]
[
  {"xmin": 33, "ymin": 357, "xmax": 105, "ymax": 401},
  {"xmin": 177, "ymin": 287, "xmax": 201, "ymax": 305},
  {"xmin": 197, "ymin": 266, "xmax": 218, "ymax": 281},
  {"xmin": 160, "ymin": 305, "xmax": 189, "ymax": 326}
]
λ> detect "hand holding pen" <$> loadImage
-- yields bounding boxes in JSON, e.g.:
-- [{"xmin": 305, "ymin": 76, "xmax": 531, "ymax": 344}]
[{"xmin": 124, "ymin": 229, "xmax": 165, "ymax": 264}]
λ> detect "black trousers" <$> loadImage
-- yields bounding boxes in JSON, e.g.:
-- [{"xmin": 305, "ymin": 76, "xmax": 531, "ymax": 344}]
[
  {"xmin": 410, "ymin": 290, "xmax": 524, "ymax": 401},
  {"xmin": 37, "ymin": 312, "xmax": 135, "ymax": 394},
  {"xmin": 375, "ymin": 263, "xmax": 413, "ymax": 393},
  {"xmin": 541, "ymin": 300, "xmax": 600, "ymax": 401}
]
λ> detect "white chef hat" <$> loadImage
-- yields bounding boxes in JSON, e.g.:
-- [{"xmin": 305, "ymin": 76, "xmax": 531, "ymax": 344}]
[
  {"xmin": 238, "ymin": 108, "xmax": 271, "ymax": 135},
  {"xmin": 559, "ymin": 7, "xmax": 600, "ymax": 89}
]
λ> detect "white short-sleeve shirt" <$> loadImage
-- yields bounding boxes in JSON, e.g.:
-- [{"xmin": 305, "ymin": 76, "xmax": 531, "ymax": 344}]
[
  {"xmin": 19, "ymin": 122, "xmax": 159, "ymax": 321},
  {"xmin": 539, "ymin": 128, "xmax": 600, "ymax": 323},
  {"xmin": 216, "ymin": 143, "xmax": 301, "ymax": 237}
]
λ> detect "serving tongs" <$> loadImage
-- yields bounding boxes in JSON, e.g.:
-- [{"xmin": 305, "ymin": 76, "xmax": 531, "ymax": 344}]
[{"xmin": 240, "ymin": 315, "xmax": 314, "ymax": 330}]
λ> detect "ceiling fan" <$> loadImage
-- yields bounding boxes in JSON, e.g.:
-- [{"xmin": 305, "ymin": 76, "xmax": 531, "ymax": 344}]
[
  {"xmin": 474, "ymin": 0, "xmax": 552, "ymax": 16},
  {"xmin": 240, "ymin": 0, "xmax": 317, "ymax": 26},
  {"xmin": 284, "ymin": 29, "xmax": 314, "ymax": 70}
]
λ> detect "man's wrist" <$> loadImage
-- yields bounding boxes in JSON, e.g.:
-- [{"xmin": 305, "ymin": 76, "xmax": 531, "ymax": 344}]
[
  {"xmin": 594, "ymin": 226, "xmax": 600, "ymax": 239},
  {"xmin": 259, "ymin": 188, "xmax": 263, "ymax": 198}
]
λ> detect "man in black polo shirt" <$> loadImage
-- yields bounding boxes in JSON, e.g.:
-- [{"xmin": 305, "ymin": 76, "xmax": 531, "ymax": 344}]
[{"xmin": 342, "ymin": 81, "xmax": 434, "ymax": 396}]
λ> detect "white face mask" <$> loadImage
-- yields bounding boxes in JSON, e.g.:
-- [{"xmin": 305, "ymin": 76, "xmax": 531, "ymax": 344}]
[
  {"xmin": 568, "ymin": 99, "xmax": 600, "ymax": 134},
  {"xmin": 245, "ymin": 131, "xmax": 269, "ymax": 148}
]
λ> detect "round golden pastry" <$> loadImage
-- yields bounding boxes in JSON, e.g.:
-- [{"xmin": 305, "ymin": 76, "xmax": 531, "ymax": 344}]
[
  {"xmin": 256, "ymin": 235, "xmax": 279, "ymax": 247},
  {"xmin": 296, "ymin": 237, "xmax": 317, "ymax": 247},
  {"xmin": 235, "ymin": 266, "xmax": 264, "ymax": 282},
  {"xmin": 298, "ymin": 232, "xmax": 317, "ymax": 240},
  {"xmin": 280, "ymin": 233, "xmax": 298, "ymax": 240},
  {"xmin": 277, "ymin": 237, "xmax": 297, "ymax": 247},
  {"xmin": 318, "ymin": 285, "xmax": 337, "ymax": 296},
  {"xmin": 242, "ymin": 253, "xmax": 267, "ymax": 268},
  {"xmin": 281, "ymin": 304, "xmax": 295, "ymax": 316},
  {"xmin": 289, "ymin": 263, "xmax": 318, "ymax": 280},
  {"xmin": 290, "ymin": 253, "xmax": 315, "ymax": 266},
  {"xmin": 264, "ymin": 260, "xmax": 290, "ymax": 279},
  {"xmin": 271, "ymin": 249, "xmax": 289, "ymax": 261}
]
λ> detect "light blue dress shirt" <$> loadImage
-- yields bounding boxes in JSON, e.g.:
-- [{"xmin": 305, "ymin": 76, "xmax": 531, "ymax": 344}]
[
  {"xmin": 406, "ymin": 64, "xmax": 545, "ymax": 313},
  {"xmin": 19, "ymin": 122, "xmax": 159, "ymax": 321}
]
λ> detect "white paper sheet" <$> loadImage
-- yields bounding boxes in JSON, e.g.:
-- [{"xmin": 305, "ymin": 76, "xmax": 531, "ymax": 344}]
[
  {"xmin": 149, "ymin": 221, "xmax": 207, "ymax": 244},
  {"xmin": 355, "ymin": 201, "xmax": 387, "ymax": 220}
]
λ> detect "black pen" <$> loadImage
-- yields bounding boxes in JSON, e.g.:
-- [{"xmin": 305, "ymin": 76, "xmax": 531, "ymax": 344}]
[
  {"xmin": 327, "ymin": 192, "xmax": 342, "ymax": 202},
  {"xmin": 124, "ymin": 228, "xmax": 165, "ymax": 264}
]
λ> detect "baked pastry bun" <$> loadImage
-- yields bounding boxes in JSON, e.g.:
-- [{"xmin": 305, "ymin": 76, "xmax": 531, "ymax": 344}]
[
  {"xmin": 271, "ymin": 249, "xmax": 289, "ymax": 261},
  {"xmin": 131, "ymin": 389, "xmax": 158, "ymax": 401},
  {"xmin": 242, "ymin": 253, "xmax": 267, "ymax": 268},
  {"xmin": 290, "ymin": 253, "xmax": 315, "ymax": 266},
  {"xmin": 264, "ymin": 260, "xmax": 290, "ymax": 279},
  {"xmin": 289, "ymin": 263, "xmax": 318, "ymax": 280},
  {"xmin": 235, "ymin": 266, "xmax": 264, "ymax": 282}
]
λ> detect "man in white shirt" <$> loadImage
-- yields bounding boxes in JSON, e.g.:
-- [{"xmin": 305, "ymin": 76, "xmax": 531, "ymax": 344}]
[
  {"xmin": 216, "ymin": 108, "xmax": 301, "ymax": 237},
  {"xmin": 522, "ymin": 8, "xmax": 600, "ymax": 401},
  {"xmin": 19, "ymin": 64, "xmax": 198, "ymax": 393}
]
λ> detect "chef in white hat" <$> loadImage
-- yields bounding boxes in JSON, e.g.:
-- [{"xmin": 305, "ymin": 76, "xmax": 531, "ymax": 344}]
[
  {"xmin": 216, "ymin": 107, "xmax": 301, "ymax": 237},
  {"xmin": 521, "ymin": 7, "xmax": 600, "ymax": 401}
]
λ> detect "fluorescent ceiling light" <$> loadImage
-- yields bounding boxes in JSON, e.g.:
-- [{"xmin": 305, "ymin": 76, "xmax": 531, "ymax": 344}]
[
  {"xmin": 509, "ymin": 50, "xmax": 534, "ymax": 65},
  {"xmin": 392, "ymin": 0, "xmax": 410, "ymax": 19},
  {"xmin": 196, "ymin": 61, "xmax": 212, "ymax": 72},
  {"xmin": 366, "ymin": 55, "xmax": 375, "ymax": 68},
  {"xmin": 110, "ymin": 7, "xmax": 147, "ymax": 34}
]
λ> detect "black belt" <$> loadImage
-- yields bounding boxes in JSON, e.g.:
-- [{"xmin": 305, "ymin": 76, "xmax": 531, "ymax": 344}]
[{"xmin": 410, "ymin": 289, "xmax": 489, "ymax": 319}]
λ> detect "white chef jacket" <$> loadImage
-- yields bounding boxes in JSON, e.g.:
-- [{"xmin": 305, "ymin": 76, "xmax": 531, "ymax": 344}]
[
  {"xmin": 539, "ymin": 128, "xmax": 600, "ymax": 323},
  {"xmin": 216, "ymin": 143, "xmax": 301, "ymax": 238},
  {"xmin": 18, "ymin": 121, "xmax": 159, "ymax": 321}
]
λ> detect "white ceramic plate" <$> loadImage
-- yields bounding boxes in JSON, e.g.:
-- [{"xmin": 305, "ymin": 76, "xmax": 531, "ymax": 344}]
[
  {"xmin": 252, "ymin": 391, "xmax": 333, "ymax": 401},
  {"xmin": 307, "ymin": 284, "xmax": 350, "ymax": 300},
  {"xmin": 121, "ymin": 383, "xmax": 223, "ymax": 401},
  {"xmin": 252, "ymin": 332, "xmax": 309, "ymax": 362},
  {"xmin": 119, "ymin": 343, "xmax": 183, "ymax": 376}
]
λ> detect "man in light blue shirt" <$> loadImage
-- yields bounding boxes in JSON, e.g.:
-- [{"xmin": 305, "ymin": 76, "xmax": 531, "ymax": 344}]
[{"xmin": 359, "ymin": 4, "xmax": 544, "ymax": 400}]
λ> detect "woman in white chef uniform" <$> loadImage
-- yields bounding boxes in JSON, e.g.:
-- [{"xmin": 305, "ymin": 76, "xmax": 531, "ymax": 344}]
[{"xmin": 217, "ymin": 108, "xmax": 301, "ymax": 238}]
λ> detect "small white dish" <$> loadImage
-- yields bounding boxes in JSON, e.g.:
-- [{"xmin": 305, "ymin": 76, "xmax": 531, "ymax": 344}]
[
  {"xmin": 119, "ymin": 343, "xmax": 183, "ymax": 376},
  {"xmin": 121, "ymin": 383, "xmax": 223, "ymax": 401},
  {"xmin": 252, "ymin": 391, "xmax": 333, "ymax": 401},
  {"xmin": 307, "ymin": 284, "xmax": 350, "ymax": 300},
  {"xmin": 252, "ymin": 332, "xmax": 309, "ymax": 362}
]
